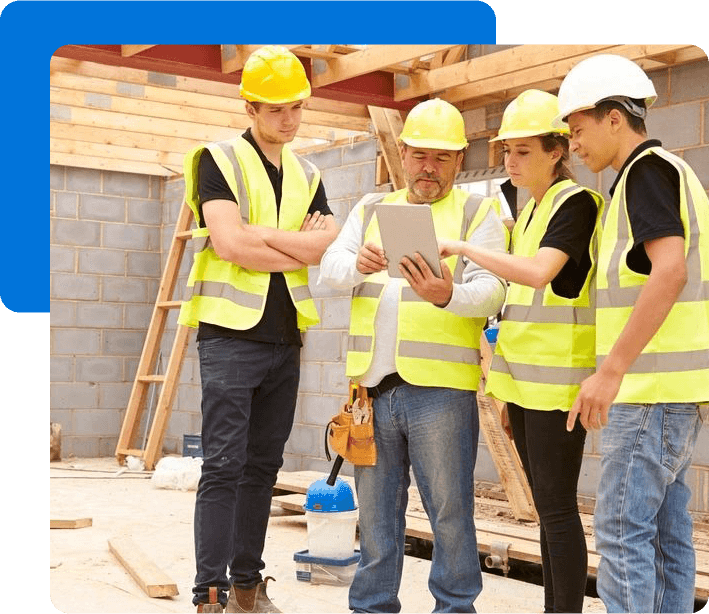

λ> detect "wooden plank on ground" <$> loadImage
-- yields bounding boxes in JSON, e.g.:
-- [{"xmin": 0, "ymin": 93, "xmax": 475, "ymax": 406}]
[
  {"xmin": 108, "ymin": 536, "xmax": 179, "ymax": 598},
  {"xmin": 50, "ymin": 518, "xmax": 92, "ymax": 529}
]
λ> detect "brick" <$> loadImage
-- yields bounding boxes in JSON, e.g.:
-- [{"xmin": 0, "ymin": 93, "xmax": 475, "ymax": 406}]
[
  {"xmin": 79, "ymin": 194, "xmax": 126, "ymax": 222},
  {"xmin": 177, "ymin": 384, "xmax": 202, "ymax": 413},
  {"xmin": 283, "ymin": 424, "xmax": 321, "ymax": 456},
  {"xmin": 98, "ymin": 437, "xmax": 119, "ymax": 457},
  {"xmin": 51, "ymin": 272, "xmax": 100, "ymax": 301},
  {"xmin": 149, "ymin": 177, "xmax": 163, "ymax": 200},
  {"xmin": 342, "ymin": 139, "xmax": 377, "ymax": 165},
  {"xmin": 321, "ymin": 363, "xmax": 348, "ymax": 396},
  {"xmin": 304, "ymin": 146, "xmax": 343, "ymax": 171},
  {"xmin": 77, "ymin": 302, "xmax": 123, "ymax": 328},
  {"xmin": 688, "ymin": 466, "xmax": 709, "ymax": 512},
  {"xmin": 298, "ymin": 392, "xmax": 341, "ymax": 428},
  {"xmin": 649, "ymin": 70, "xmax": 669, "ymax": 108},
  {"xmin": 51, "ymin": 165, "xmax": 65, "ymax": 190},
  {"xmin": 670, "ymin": 61, "xmax": 709, "ymax": 103},
  {"xmin": 473, "ymin": 446, "xmax": 499, "ymax": 483},
  {"xmin": 462, "ymin": 138, "xmax": 489, "ymax": 171},
  {"xmin": 319, "ymin": 297, "xmax": 351, "ymax": 330},
  {"xmin": 297, "ymin": 363, "xmax": 321, "ymax": 394},
  {"xmin": 116, "ymin": 82, "xmax": 145, "ymax": 97},
  {"xmin": 281, "ymin": 455, "xmax": 301, "ymax": 472},
  {"xmin": 50, "ymin": 104, "xmax": 71, "ymax": 121},
  {"xmin": 51, "ymin": 356, "xmax": 74, "ymax": 382},
  {"xmin": 76, "ymin": 357, "xmax": 123, "ymax": 382},
  {"xmin": 102, "ymin": 277, "xmax": 152, "ymax": 303},
  {"xmin": 65, "ymin": 437, "xmax": 100, "ymax": 458},
  {"xmin": 98, "ymin": 382, "xmax": 132, "ymax": 410},
  {"xmin": 55, "ymin": 192, "xmax": 78, "ymax": 218},
  {"xmin": 646, "ymin": 102, "xmax": 700, "ymax": 150},
  {"xmin": 124, "ymin": 357, "xmax": 140, "ymax": 381},
  {"xmin": 127, "ymin": 251, "xmax": 162, "ymax": 277},
  {"xmin": 51, "ymin": 382, "xmax": 99, "ymax": 409},
  {"xmin": 51, "ymin": 246, "xmax": 75, "ymax": 273},
  {"xmin": 683, "ymin": 145, "xmax": 709, "ymax": 189},
  {"xmin": 103, "ymin": 171, "xmax": 151, "ymax": 198},
  {"xmin": 692, "ymin": 421, "xmax": 709, "ymax": 464},
  {"xmin": 705, "ymin": 102, "xmax": 709, "ymax": 145},
  {"xmin": 78, "ymin": 248, "xmax": 126, "ymax": 275},
  {"xmin": 52, "ymin": 328, "xmax": 101, "ymax": 355},
  {"xmin": 50, "ymin": 300, "xmax": 76, "ymax": 327},
  {"xmin": 103, "ymin": 223, "xmax": 160, "ymax": 252},
  {"xmin": 72, "ymin": 409, "xmax": 122, "ymax": 437},
  {"xmin": 84, "ymin": 92, "xmax": 112, "ymax": 109},
  {"xmin": 103, "ymin": 330, "xmax": 147, "ymax": 356},
  {"xmin": 124, "ymin": 303, "xmax": 153, "ymax": 330},
  {"xmin": 576, "ymin": 454, "xmax": 601, "ymax": 499},
  {"xmin": 50, "ymin": 409, "xmax": 73, "ymax": 433},
  {"xmin": 66, "ymin": 167, "xmax": 101, "ymax": 193},
  {"xmin": 309, "ymin": 268, "xmax": 352, "ymax": 299},
  {"xmin": 301, "ymin": 330, "xmax": 343, "ymax": 362},
  {"xmin": 52, "ymin": 219, "xmax": 101, "ymax": 247},
  {"xmin": 127, "ymin": 198, "xmax": 163, "ymax": 225},
  {"xmin": 322, "ymin": 163, "xmax": 376, "ymax": 200}
]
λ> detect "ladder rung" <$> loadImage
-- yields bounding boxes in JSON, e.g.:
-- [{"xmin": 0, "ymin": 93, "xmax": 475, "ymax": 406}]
[
  {"xmin": 138, "ymin": 375, "xmax": 166, "ymax": 383},
  {"xmin": 117, "ymin": 449, "xmax": 145, "ymax": 458},
  {"xmin": 157, "ymin": 300, "xmax": 182, "ymax": 309},
  {"xmin": 175, "ymin": 230, "xmax": 192, "ymax": 240}
]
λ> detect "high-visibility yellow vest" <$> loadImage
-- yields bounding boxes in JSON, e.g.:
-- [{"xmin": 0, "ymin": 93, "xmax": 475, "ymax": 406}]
[
  {"xmin": 596, "ymin": 146, "xmax": 709, "ymax": 403},
  {"xmin": 486, "ymin": 180, "xmax": 604, "ymax": 410},
  {"xmin": 346, "ymin": 188, "xmax": 501, "ymax": 391},
  {"xmin": 178, "ymin": 135, "xmax": 321, "ymax": 331}
]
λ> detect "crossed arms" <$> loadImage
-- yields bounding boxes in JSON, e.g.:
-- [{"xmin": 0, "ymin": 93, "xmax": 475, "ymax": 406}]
[{"xmin": 202, "ymin": 198, "xmax": 339, "ymax": 272}]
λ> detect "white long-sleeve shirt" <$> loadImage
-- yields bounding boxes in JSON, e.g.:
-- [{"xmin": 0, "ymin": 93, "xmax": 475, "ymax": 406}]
[{"xmin": 317, "ymin": 194, "xmax": 507, "ymax": 387}]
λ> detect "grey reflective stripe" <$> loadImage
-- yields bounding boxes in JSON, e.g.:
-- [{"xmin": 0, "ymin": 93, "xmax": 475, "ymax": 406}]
[
  {"xmin": 191, "ymin": 280, "xmax": 263, "ymax": 310},
  {"xmin": 503, "ymin": 183, "xmax": 595, "ymax": 325},
  {"xmin": 294, "ymin": 154, "xmax": 317, "ymax": 187},
  {"xmin": 353, "ymin": 283, "xmax": 385, "ymax": 299},
  {"xmin": 399, "ymin": 340, "xmax": 480, "ymax": 364},
  {"xmin": 349, "ymin": 335, "xmax": 372, "ymax": 352},
  {"xmin": 401, "ymin": 287, "xmax": 425, "ymax": 302},
  {"xmin": 192, "ymin": 235, "xmax": 210, "ymax": 253},
  {"xmin": 598, "ymin": 349, "xmax": 709, "ymax": 374},
  {"xmin": 290, "ymin": 284, "xmax": 312, "ymax": 302},
  {"xmin": 214, "ymin": 141, "xmax": 250, "ymax": 224},
  {"xmin": 503, "ymin": 301, "xmax": 595, "ymax": 325},
  {"xmin": 453, "ymin": 193, "xmax": 485, "ymax": 283},
  {"xmin": 490, "ymin": 354, "xmax": 595, "ymax": 385},
  {"xmin": 600, "ymin": 151, "xmax": 707, "ymax": 307}
]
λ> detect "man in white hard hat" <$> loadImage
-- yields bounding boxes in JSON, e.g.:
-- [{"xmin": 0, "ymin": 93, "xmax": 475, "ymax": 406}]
[
  {"xmin": 558, "ymin": 53, "xmax": 709, "ymax": 613},
  {"xmin": 179, "ymin": 46, "xmax": 338, "ymax": 613},
  {"xmin": 319, "ymin": 98, "xmax": 507, "ymax": 612}
]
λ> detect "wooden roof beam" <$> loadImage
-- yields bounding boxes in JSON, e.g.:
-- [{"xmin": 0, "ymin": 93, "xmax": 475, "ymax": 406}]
[
  {"xmin": 439, "ymin": 44, "xmax": 702, "ymax": 105},
  {"xmin": 311, "ymin": 45, "xmax": 456, "ymax": 88},
  {"xmin": 395, "ymin": 45, "xmax": 615, "ymax": 101},
  {"xmin": 221, "ymin": 44, "xmax": 301, "ymax": 74}
]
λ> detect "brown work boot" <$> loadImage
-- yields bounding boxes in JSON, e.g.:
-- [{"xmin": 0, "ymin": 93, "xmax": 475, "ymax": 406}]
[
  {"xmin": 224, "ymin": 577, "xmax": 280, "ymax": 613},
  {"xmin": 196, "ymin": 586, "xmax": 224, "ymax": 612}
]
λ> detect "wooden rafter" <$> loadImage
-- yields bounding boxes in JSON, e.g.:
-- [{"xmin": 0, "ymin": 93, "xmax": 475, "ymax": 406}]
[{"xmin": 368, "ymin": 106, "xmax": 405, "ymax": 191}]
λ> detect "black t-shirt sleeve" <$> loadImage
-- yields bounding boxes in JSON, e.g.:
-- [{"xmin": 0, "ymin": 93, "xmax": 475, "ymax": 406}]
[
  {"xmin": 308, "ymin": 180, "xmax": 332, "ymax": 217},
  {"xmin": 626, "ymin": 154, "xmax": 684, "ymax": 245},
  {"xmin": 624, "ymin": 154, "xmax": 683, "ymax": 274},
  {"xmin": 539, "ymin": 190, "xmax": 598, "ymax": 265}
]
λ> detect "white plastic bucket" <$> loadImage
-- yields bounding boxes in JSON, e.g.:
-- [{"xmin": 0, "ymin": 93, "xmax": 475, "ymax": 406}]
[{"xmin": 305, "ymin": 509, "xmax": 359, "ymax": 559}]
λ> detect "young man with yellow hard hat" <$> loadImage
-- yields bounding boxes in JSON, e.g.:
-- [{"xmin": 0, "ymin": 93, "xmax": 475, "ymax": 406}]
[
  {"xmin": 558, "ymin": 53, "xmax": 708, "ymax": 613},
  {"xmin": 439, "ymin": 89, "xmax": 604, "ymax": 613},
  {"xmin": 320, "ymin": 98, "xmax": 507, "ymax": 612},
  {"xmin": 178, "ymin": 46, "xmax": 338, "ymax": 613}
]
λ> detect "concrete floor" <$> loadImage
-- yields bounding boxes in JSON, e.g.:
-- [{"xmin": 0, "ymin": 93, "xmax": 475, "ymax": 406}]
[{"xmin": 48, "ymin": 457, "xmax": 607, "ymax": 613}]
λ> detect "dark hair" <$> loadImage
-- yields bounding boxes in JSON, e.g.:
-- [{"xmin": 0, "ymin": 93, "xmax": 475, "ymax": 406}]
[
  {"xmin": 540, "ymin": 133, "xmax": 574, "ymax": 181},
  {"xmin": 588, "ymin": 98, "xmax": 647, "ymax": 136},
  {"xmin": 246, "ymin": 100, "xmax": 261, "ymax": 112}
]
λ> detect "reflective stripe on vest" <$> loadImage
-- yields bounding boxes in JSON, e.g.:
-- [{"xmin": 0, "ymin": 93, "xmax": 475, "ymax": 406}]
[
  {"xmin": 595, "ymin": 146, "xmax": 709, "ymax": 402},
  {"xmin": 346, "ymin": 188, "xmax": 500, "ymax": 390},
  {"xmin": 178, "ymin": 136, "xmax": 320, "ymax": 331},
  {"xmin": 486, "ymin": 180, "xmax": 604, "ymax": 410}
]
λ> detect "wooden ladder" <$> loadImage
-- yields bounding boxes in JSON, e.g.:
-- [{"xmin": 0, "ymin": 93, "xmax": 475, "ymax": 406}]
[{"xmin": 115, "ymin": 200, "xmax": 194, "ymax": 470}]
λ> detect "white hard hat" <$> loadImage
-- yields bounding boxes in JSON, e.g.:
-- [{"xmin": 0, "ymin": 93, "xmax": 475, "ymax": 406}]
[{"xmin": 554, "ymin": 54, "xmax": 657, "ymax": 127}]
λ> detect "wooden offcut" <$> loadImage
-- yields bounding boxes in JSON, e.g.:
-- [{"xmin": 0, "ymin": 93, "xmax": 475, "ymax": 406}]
[
  {"xmin": 50, "ymin": 518, "xmax": 92, "ymax": 529},
  {"xmin": 108, "ymin": 536, "xmax": 179, "ymax": 598}
]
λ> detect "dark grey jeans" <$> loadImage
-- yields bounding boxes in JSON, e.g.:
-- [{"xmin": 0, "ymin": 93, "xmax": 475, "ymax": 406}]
[{"xmin": 192, "ymin": 336, "xmax": 300, "ymax": 607}]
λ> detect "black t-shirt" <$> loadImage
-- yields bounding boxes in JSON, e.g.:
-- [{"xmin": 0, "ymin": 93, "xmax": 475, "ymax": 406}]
[
  {"xmin": 609, "ymin": 140, "xmax": 684, "ymax": 275},
  {"xmin": 525, "ymin": 182, "xmax": 598, "ymax": 299},
  {"xmin": 196, "ymin": 128, "xmax": 331, "ymax": 345}
]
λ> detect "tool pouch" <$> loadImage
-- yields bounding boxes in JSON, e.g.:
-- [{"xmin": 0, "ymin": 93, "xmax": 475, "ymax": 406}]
[{"xmin": 325, "ymin": 383, "xmax": 377, "ymax": 466}]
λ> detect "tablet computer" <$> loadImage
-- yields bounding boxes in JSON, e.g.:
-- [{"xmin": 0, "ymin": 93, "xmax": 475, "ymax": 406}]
[{"xmin": 374, "ymin": 203, "xmax": 442, "ymax": 278}]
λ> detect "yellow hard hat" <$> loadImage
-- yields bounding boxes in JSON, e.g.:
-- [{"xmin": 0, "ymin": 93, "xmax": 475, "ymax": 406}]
[
  {"xmin": 399, "ymin": 98, "xmax": 468, "ymax": 150},
  {"xmin": 240, "ymin": 46, "xmax": 311, "ymax": 104},
  {"xmin": 490, "ymin": 89, "xmax": 570, "ymax": 142}
]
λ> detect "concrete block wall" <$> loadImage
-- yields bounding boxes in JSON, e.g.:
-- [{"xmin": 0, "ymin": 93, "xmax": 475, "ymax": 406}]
[{"xmin": 50, "ymin": 165, "xmax": 163, "ymax": 458}]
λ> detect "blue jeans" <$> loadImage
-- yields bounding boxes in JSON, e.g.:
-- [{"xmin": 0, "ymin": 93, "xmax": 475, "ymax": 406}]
[
  {"xmin": 192, "ymin": 337, "xmax": 300, "ymax": 607},
  {"xmin": 348, "ymin": 383, "xmax": 482, "ymax": 613},
  {"xmin": 594, "ymin": 402, "xmax": 704, "ymax": 613}
]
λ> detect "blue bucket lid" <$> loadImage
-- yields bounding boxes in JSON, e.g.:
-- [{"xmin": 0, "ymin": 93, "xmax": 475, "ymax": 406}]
[{"xmin": 304, "ymin": 477, "xmax": 356, "ymax": 512}]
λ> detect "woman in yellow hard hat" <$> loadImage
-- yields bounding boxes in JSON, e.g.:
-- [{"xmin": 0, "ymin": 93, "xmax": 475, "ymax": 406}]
[{"xmin": 439, "ymin": 89, "xmax": 604, "ymax": 613}]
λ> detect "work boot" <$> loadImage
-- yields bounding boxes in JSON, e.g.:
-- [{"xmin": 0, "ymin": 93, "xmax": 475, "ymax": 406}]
[
  {"xmin": 196, "ymin": 586, "xmax": 224, "ymax": 613},
  {"xmin": 224, "ymin": 577, "xmax": 280, "ymax": 613}
]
